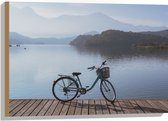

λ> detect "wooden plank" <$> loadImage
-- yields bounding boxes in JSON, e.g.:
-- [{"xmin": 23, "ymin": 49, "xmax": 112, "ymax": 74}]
[
  {"xmin": 82, "ymin": 100, "xmax": 88, "ymax": 115},
  {"xmin": 95, "ymin": 100, "xmax": 103, "ymax": 114},
  {"xmin": 9, "ymin": 100, "xmax": 17, "ymax": 107},
  {"xmin": 118, "ymin": 100, "xmax": 137, "ymax": 114},
  {"xmin": 135, "ymin": 100, "xmax": 156, "ymax": 113},
  {"xmin": 9, "ymin": 99, "xmax": 168, "ymax": 116},
  {"xmin": 135, "ymin": 100, "xmax": 150, "ymax": 113},
  {"xmin": 60, "ymin": 101, "xmax": 71, "ymax": 115},
  {"xmin": 159, "ymin": 100, "xmax": 168, "ymax": 108},
  {"xmin": 10, "ymin": 100, "xmax": 30, "ymax": 116},
  {"xmin": 10, "ymin": 100, "xmax": 24, "ymax": 112},
  {"xmin": 67, "ymin": 100, "xmax": 77, "ymax": 115},
  {"xmin": 88, "ymin": 99, "xmax": 96, "ymax": 115},
  {"xmin": 100, "ymin": 100, "xmax": 110, "ymax": 114},
  {"xmin": 29, "ymin": 100, "xmax": 48, "ymax": 116},
  {"xmin": 52, "ymin": 101, "xmax": 64, "ymax": 115},
  {"xmin": 159, "ymin": 100, "xmax": 168, "ymax": 110},
  {"xmin": 9, "ymin": 100, "xmax": 17, "ymax": 108},
  {"xmin": 151, "ymin": 100, "xmax": 168, "ymax": 112},
  {"xmin": 146, "ymin": 100, "xmax": 167, "ymax": 113},
  {"xmin": 37, "ymin": 100, "xmax": 53, "ymax": 116},
  {"xmin": 9, "ymin": 99, "xmax": 13, "ymax": 103},
  {"xmin": 141, "ymin": 100, "xmax": 159, "ymax": 113},
  {"xmin": 106, "ymin": 100, "xmax": 117, "ymax": 114},
  {"xmin": 129, "ymin": 100, "xmax": 144, "ymax": 113},
  {"xmin": 22, "ymin": 100, "xmax": 42, "ymax": 116},
  {"xmin": 45, "ymin": 100, "xmax": 59, "ymax": 116},
  {"xmin": 113, "ymin": 100, "xmax": 124, "ymax": 114},
  {"xmin": 74, "ymin": 100, "xmax": 82, "ymax": 115},
  {"xmin": 14, "ymin": 100, "xmax": 36, "ymax": 116}
]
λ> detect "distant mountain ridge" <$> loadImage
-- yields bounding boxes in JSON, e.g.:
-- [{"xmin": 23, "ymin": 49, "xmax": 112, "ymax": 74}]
[
  {"xmin": 140, "ymin": 30, "xmax": 168, "ymax": 38},
  {"xmin": 10, "ymin": 32, "xmax": 74, "ymax": 44},
  {"xmin": 10, "ymin": 29, "xmax": 168, "ymax": 45},
  {"xmin": 83, "ymin": 31, "xmax": 99, "ymax": 35},
  {"xmin": 10, "ymin": 6, "xmax": 167, "ymax": 38},
  {"xmin": 70, "ymin": 29, "xmax": 168, "ymax": 49}
]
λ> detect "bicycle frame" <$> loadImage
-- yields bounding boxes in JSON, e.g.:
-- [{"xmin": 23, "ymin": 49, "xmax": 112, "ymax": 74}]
[
  {"xmin": 75, "ymin": 73, "xmax": 103, "ymax": 92},
  {"xmin": 58, "ymin": 60, "xmax": 107, "ymax": 93},
  {"xmin": 52, "ymin": 60, "xmax": 116, "ymax": 102}
]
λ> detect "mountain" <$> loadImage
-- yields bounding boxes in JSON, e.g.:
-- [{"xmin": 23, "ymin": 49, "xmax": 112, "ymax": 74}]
[
  {"xmin": 83, "ymin": 31, "xmax": 99, "ymax": 35},
  {"xmin": 70, "ymin": 29, "xmax": 168, "ymax": 57},
  {"xmin": 10, "ymin": 6, "xmax": 167, "ymax": 38},
  {"xmin": 70, "ymin": 29, "xmax": 168, "ymax": 49},
  {"xmin": 10, "ymin": 32, "xmax": 74, "ymax": 44},
  {"xmin": 10, "ymin": 32, "xmax": 35, "ymax": 44},
  {"xmin": 140, "ymin": 30, "xmax": 168, "ymax": 38},
  {"xmin": 70, "ymin": 30, "xmax": 168, "ymax": 58}
]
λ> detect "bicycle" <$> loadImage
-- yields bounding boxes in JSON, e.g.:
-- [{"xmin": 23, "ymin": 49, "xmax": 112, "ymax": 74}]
[{"xmin": 52, "ymin": 60, "xmax": 116, "ymax": 103}]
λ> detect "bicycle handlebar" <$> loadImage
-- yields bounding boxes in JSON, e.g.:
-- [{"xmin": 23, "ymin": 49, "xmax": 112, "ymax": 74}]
[
  {"xmin": 87, "ymin": 66, "xmax": 95, "ymax": 70},
  {"xmin": 102, "ymin": 60, "xmax": 107, "ymax": 65},
  {"xmin": 87, "ymin": 60, "xmax": 107, "ymax": 71}
]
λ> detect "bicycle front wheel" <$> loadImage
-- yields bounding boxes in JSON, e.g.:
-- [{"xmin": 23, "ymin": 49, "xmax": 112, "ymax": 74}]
[
  {"xmin": 100, "ymin": 80, "xmax": 116, "ymax": 103},
  {"xmin": 52, "ymin": 77, "xmax": 79, "ymax": 102}
]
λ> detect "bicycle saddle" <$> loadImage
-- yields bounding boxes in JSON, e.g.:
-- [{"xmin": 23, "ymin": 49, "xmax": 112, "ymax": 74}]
[{"xmin": 72, "ymin": 72, "xmax": 81, "ymax": 76}]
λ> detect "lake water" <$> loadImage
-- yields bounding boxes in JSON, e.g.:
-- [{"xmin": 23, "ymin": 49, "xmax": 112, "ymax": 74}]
[{"xmin": 10, "ymin": 45, "xmax": 168, "ymax": 99}]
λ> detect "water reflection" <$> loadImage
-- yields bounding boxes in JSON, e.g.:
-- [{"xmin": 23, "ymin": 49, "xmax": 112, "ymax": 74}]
[
  {"xmin": 9, "ymin": 45, "xmax": 168, "ymax": 99},
  {"xmin": 72, "ymin": 45, "xmax": 168, "ymax": 60}
]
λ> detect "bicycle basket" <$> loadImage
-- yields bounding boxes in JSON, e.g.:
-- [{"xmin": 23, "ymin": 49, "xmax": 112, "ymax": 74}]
[{"xmin": 96, "ymin": 67, "xmax": 110, "ymax": 79}]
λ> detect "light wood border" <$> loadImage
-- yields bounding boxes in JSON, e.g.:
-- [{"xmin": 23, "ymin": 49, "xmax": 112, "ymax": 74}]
[{"xmin": 5, "ymin": 1, "xmax": 9, "ymax": 116}]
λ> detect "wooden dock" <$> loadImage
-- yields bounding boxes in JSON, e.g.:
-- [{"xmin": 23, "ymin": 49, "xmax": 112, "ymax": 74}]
[{"xmin": 9, "ymin": 99, "xmax": 168, "ymax": 116}]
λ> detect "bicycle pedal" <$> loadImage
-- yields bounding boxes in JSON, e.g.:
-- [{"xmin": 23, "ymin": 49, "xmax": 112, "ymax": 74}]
[{"xmin": 77, "ymin": 95, "xmax": 81, "ymax": 98}]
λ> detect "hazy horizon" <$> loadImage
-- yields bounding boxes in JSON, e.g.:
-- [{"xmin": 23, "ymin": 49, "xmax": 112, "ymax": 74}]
[{"xmin": 10, "ymin": 2, "xmax": 168, "ymax": 38}]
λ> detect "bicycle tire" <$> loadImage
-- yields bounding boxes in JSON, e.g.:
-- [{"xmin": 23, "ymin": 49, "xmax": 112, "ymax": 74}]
[
  {"xmin": 100, "ymin": 80, "xmax": 116, "ymax": 103},
  {"xmin": 52, "ymin": 76, "xmax": 79, "ymax": 102}
]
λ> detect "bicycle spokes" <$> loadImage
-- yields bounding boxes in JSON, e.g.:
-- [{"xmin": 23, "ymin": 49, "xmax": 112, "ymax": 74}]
[
  {"xmin": 62, "ymin": 79, "xmax": 66, "ymax": 87},
  {"xmin": 103, "ymin": 81, "xmax": 111, "ymax": 92},
  {"xmin": 102, "ymin": 81, "xmax": 108, "ymax": 92},
  {"xmin": 100, "ymin": 80, "xmax": 116, "ymax": 102},
  {"xmin": 52, "ymin": 77, "xmax": 78, "ymax": 102}
]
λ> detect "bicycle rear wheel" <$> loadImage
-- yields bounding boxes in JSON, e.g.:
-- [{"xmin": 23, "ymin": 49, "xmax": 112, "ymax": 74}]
[
  {"xmin": 100, "ymin": 80, "xmax": 116, "ymax": 102},
  {"xmin": 52, "ymin": 77, "xmax": 78, "ymax": 102}
]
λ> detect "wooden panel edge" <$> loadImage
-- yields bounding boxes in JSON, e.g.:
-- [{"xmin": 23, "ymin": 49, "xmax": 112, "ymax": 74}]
[{"xmin": 5, "ymin": 1, "xmax": 9, "ymax": 117}]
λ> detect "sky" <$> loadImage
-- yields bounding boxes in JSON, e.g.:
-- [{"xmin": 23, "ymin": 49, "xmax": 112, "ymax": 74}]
[
  {"xmin": 11, "ymin": 2, "xmax": 168, "ymax": 27},
  {"xmin": 9, "ymin": 2, "xmax": 168, "ymax": 38}
]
